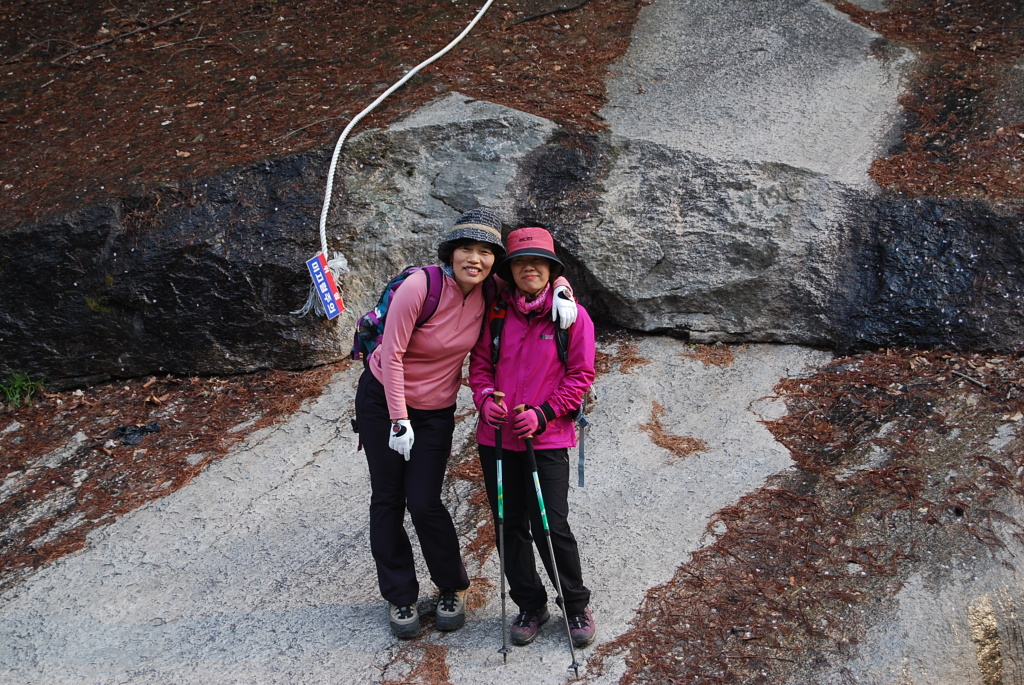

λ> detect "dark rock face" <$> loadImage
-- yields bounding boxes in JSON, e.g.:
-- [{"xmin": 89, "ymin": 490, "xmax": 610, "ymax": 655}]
[
  {"xmin": 837, "ymin": 200, "xmax": 1024, "ymax": 352},
  {"xmin": 2, "ymin": 97, "xmax": 1023, "ymax": 385},
  {"xmin": 511, "ymin": 129, "xmax": 611, "ymax": 316},
  {"xmin": 0, "ymin": 153, "xmax": 345, "ymax": 386}
]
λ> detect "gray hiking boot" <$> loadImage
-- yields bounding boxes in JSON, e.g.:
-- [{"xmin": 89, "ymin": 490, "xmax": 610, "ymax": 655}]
[
  {"xmin": 389, "ymin": 603, "xmax": 420, "ymax": 639},
  {"xmin": 435, "ymin": 588, "xmax": 467, "ymax": 631}
]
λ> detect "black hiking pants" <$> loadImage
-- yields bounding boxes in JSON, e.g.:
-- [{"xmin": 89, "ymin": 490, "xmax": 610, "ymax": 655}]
[
  {"xmin": 355, "ymin": 370, "xmax": 469, "ymax": 607},
  {"xmin": 478, "ymin": 443, "xmax": 591, "ymax": 616}
]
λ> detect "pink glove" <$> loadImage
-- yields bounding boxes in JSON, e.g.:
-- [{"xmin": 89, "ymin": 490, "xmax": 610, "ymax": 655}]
[
  {"xmin": 512, "ymin": 406, "xmax": 547, "ymax": 438},
  {"xmin": 480, "ymin": 394, "xmax": 508, "ymax": 428}
]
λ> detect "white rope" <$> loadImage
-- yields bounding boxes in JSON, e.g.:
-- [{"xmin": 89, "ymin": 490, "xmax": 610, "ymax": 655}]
[{"xmin": 316, "ymin": 0, "xmax": 497, "ymax": 257}]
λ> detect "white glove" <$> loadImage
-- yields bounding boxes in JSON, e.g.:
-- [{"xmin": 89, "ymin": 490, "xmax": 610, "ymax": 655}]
[
  {"xmin": 552, "ymin": 285, "xmax": 578, "ymax": 329},
  {"xmin": 388, "ymin": 419, "xmax": 414, "ymax": 460}
]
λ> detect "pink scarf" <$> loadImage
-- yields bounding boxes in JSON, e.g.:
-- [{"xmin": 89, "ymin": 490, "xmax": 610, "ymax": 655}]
[{"xmin": 513, "ymin": 284, "xmax": 551, "ymax": 316}]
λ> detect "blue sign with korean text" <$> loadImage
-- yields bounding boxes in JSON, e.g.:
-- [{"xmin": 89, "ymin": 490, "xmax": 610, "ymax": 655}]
[{"xmin": 305, "ymin": 253, "xmax": 344, "ymax": 320}]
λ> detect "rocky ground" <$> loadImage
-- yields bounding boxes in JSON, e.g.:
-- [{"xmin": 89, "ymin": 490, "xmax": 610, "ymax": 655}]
[
  {"xmin": 0, "ymin": 362, "xmax": 342, "ymax": 594},
  {"xmin": 592, "ymin": 343, "xmax": 1024, "ymax": 683},
  {"xmin": 3, "ymin": 1, "xmax": 1024, "ymax": 683},
  {"xmin": 4, "ymin": 339, "xmax": 1024, "ymax": 683}
]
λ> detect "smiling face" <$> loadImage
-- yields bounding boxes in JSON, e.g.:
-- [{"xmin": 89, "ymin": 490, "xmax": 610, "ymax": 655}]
[
  {"xmin": 450, "ymin": 241, "xmax": 497, "ymax": 295},
  {"xmin": 509, "ymin": 255, "xmax": 552, "ymax": 297}
]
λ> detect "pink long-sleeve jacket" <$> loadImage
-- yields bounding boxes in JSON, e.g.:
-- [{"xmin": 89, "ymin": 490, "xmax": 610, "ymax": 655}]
[
  {"xmin": 368, "ymin": 268, "xmax": 488, "ymax": 419},
  {"xmin": 469, "ymin": 287, "xmax": 595, "ymax": 452}
]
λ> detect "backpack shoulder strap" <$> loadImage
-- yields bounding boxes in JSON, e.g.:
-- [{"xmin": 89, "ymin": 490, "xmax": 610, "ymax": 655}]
[
  {"xmin": 487, "ymin": 292, "xmax": 508, "ymax": 365},
  {"xmin": 415, "ymin": 265, "xmax": 445, "ymax": 327},
  {"xmin": 555, "ymin": 325, "xmax": 570, "ymax": 364},
  {"xmin": 482, "ymin": 274, "xmax": 498, "ymax": 306},
  {"xmin": 489, "ymin": 292, "xmax": 573, "ymax": 365}
]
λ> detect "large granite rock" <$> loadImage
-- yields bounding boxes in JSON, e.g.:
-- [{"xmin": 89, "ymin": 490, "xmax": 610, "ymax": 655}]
[
  {"xmin": 519, "ymin": 135, "xmax": 1024, "ymax": 351},
  {"xmin": 0, "ymin": 97, "xmax": 559, "ymax": 385},
  {"xmin": 329, "ymin": 95, "xmax": 558, "ymax": 318},
  {"xmin": 3, "ymin": 1, "xmax": 1023, "ymax": 385}
]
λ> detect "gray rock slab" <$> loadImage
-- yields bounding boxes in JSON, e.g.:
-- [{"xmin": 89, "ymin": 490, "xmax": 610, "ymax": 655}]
[
  {"xmin": 602, "ymin": 0, "xmax": 914, "ymax": 186},
  {"xmin": 809, "ymin": 495, "xmax": 1024, "ymax": 685},
  {"xmin": 4, "ymin": 341, "xmax": 1024, "ymax": 683},
  {"xmin": 581, "ymin": 139, "xmax": 868, "ymax": 343},
  {"xmin": 0, "ymin": 342, "xmax": 831, "ymax": 683}
]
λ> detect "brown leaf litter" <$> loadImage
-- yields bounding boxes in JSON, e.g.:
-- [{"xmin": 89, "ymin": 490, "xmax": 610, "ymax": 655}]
[
  {"xmin": 0, "ymin": 0, "xmax": 648, "ymax": 232},
  {"xmin": 682, "ymin": 342, "xmax": 739, "ymax": 369},
  {"xmin": 640, "ymin": 401, "xmax": 709, "ymax": 460},
  {"xmin": 0, "ymin": 362, "xmax": 344, "ymax": 593}
]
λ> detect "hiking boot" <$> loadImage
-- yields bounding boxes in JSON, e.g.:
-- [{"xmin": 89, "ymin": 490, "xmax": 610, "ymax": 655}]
[
  {"xmin": 435, "ymin": 588, "xmax": 466, "ymax": 631},
  {"xmin": 510, "ymin": 607, "xmax": 550, "ymax": 646},
  {"xmin": 569, "ymin": 607, "xmax": 596, "ymax": 647},
  {"xmin": 389, "ymin": 603, "xmax": 420, "ymax": 639}
]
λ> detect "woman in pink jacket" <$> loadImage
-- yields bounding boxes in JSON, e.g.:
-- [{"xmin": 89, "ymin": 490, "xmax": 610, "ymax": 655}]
[
  {"xmin": 355, "ymin": 210, "xmax": 577, "ymax": 640},
  {"xmin": 469, "ymin": 225, "xmax": 597, "ymax": 649}
]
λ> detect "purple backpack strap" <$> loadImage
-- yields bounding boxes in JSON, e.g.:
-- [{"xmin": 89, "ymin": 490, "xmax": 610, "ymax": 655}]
[{"xmin": 416, "ymin": 265, "xmax": 445, "ymax": 327}]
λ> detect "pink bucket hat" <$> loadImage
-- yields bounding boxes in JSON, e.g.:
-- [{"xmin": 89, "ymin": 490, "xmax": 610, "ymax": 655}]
[{"xmin": 497, "ymin": 226, "xmax": 564, "ymax": 282}]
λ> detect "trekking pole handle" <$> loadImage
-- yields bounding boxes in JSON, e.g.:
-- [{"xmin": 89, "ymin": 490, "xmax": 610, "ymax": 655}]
[
  {"xmin": 513, "ymin": 404, "xmax": 534, "ymax": 439},
  {"xmin": 492, "ymin": 391, "xmax": 505, "ymax": 404}
]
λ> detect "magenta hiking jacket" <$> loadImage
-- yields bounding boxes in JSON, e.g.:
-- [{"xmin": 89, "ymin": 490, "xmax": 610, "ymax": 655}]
[{"xmin": 469, "ymin": 287, "xmax": 596, "ymax": 452}]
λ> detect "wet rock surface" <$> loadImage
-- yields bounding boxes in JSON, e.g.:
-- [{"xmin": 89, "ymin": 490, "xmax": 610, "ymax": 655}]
[
  {"xmin": 0, "ymin": 154, "xmax": 339, "ymax": 385},
  {"xmin": 842, "ymin": 198, "xmax": 1024, "ymax": 351}
]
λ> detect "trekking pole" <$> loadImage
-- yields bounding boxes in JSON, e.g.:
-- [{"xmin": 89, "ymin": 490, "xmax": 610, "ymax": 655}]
[
  {"xmin": 515, "ymin": 404, "xmax": 580, "ymax": 677},
  {"xmin": 492, "ymin": 392, "xmax": 509, "ymax": 664}
]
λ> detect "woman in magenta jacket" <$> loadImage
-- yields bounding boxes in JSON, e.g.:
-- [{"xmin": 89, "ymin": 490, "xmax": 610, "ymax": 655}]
[{"xmin": 468, "ymin": 225, "xmax": 597, "ymax": 649}]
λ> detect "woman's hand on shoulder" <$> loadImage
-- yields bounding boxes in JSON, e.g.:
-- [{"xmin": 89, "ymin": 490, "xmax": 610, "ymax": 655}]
[{"xmin": 552, "ymin": 285, "xmax": 577, "ymax": 329}]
